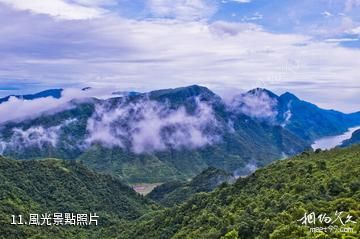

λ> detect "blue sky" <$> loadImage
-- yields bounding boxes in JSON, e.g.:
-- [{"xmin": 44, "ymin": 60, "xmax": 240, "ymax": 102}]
[{"xmin": 0, "ymin": 0, "xmax": 359, "ymax": 112}]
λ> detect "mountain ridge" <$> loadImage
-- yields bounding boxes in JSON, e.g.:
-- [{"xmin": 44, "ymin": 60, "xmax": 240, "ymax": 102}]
[
  {"xmin": 0, "ymin": 85, "xmax": 359, "ymax": 183},
  {"xmin": 0, "ymin": 89, "xmax": 63, "ymax": 104}
]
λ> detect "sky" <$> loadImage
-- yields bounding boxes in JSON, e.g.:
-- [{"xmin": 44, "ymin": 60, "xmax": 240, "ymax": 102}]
[{"xmin": 0, "ymin": 0, "xmax": 359, "ymax": 112}]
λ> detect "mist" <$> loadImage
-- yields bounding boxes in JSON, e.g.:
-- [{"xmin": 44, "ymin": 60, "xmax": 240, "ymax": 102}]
[
  {"xmin": 86, "ymin": 98, "xmax": 220, "ymax": 154},
  {"xmin": 0, "ymin": 88, "xmax": 115, "ymax": 124},
  {"xmin": 0, "ymin": 119, "xmax": 76, "ymax": 155},
  {"xmin": 228, "ymin": 90, "xmax": 278, "ymax": 122}
]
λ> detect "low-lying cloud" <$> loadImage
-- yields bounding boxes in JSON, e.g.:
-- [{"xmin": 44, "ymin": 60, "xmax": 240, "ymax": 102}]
[
  {"xmin": 229, "ymin": 90, "xmax": 278, "ymax": 121},
  {"xmin": 0, "ymin": 88, "xmax": 114, "ymax": 124},
  {"xmin": 0, "ymin": 118, "xmax": 76, "ymax": 154},
  {"xmin": 233, "ymin": 161, "xmax": 258, "ymax": 178},
  {"xmin": 86, "ymin": 98, "xmax": 220, "ymax": 154},
  {"xmin": 281, "ymin": 102, "xmax": 293, "ymax": 127}
]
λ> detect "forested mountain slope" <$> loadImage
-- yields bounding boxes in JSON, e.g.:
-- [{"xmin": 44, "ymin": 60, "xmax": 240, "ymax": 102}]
[
  {"xmin": 0, "ymin": 157, "xmax": 156, "ymax": 239},
  {"xmin": 123, "ymin": 145, "xmax": 360, "ymax": 239}
]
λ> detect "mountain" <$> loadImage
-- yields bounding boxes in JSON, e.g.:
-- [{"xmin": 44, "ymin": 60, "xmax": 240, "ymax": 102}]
[
  {"xmin": 147, "ymin": 167, "xmax": 235, "ymax": 207},
  {"xmin": 233, "ymin": 88, "xmax": 360, "ymax": 142},
  {"xmin": 1, "ymin": 85, "xmax": 359, "ymax": 183},
  {"xmin": 148, "ymin": 85, "xmax": 220, "ymax": 105},
  {"xmin": 276, "ymin": 91, "xmax": 360, "ymax": 141},
  {"xmin": 341, "ymin": 129, "xmax": 360, "ymax": 147},
  {"xmin": 0, "ymin": 156, "xmax": 156, "ymax": 238},
  {"xmin": 0, "ymin": 89, "xmax": 63, "ymax": 104},
  {"xmin": 122, "ymin": 145, "xmax": 360, "ymax": 239},
  {"xmin": 0, "ymin": 85, "xmax": 312, "ymax": 183}
]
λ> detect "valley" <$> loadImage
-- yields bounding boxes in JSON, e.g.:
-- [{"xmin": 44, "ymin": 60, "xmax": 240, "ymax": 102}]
[{"xmin": 131, "ymin": 183, "xmax": 163, "ymax": 195}]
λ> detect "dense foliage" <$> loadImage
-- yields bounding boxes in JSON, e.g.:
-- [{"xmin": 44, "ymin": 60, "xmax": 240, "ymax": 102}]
[
  {"xmin": 0, "ymin": 157, "xmax": 157, "ymax": 239},
  {"xmin": 1, "ymin": 144, "xmax": 359, "ymax": 238},
  {"xmin": 123, "ymin": 145, "xmax": 360, "ymax": 239}
]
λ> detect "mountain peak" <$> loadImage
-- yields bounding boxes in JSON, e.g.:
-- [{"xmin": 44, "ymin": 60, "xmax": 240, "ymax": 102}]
[
  {"xmin": 149, "ymin": 85, "xmax": 217, "ymax": 101},
  {"xmin": 246, "ymin": 88, "xmax": 279, "ymax": 99},
  {"xmin": 279, "ymin": 92, "xmax": 299, "ymax": 101}
]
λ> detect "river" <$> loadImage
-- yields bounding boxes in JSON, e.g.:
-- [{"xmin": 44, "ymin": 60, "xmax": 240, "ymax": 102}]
[{"xmin": 311, "ymin": 126, "xmax": 360, "ymax": 150}]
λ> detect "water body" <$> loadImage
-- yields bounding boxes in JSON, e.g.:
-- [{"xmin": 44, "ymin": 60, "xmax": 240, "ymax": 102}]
[{"xmin": 312, "ymin": 126, "xmax": 360, "ymax": 150}]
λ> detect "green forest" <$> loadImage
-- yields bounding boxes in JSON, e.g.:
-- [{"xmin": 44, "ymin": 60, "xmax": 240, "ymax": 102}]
[{"xmin": 1, "ymin": 145, "xmax": 359, "ymax": 238}]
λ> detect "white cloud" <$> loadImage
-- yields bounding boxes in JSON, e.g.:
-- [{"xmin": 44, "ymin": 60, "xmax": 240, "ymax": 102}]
[
  {"xmin": 0, "ymin": 3, "xmax": 360, "ymax": 112},
  {"xmin": 281, "ymin": 109, "xmax": 292, "ymax": 127},
  {"xmin": 0, "ymin": 0, "xmax": 105, "ymax": 20},
  {"xmin": 209, "ymin": 21, "xmax": 262, "ymax": 35},
  {"xmin": 345, "ymin": 0, "xmax": 360, "ymax": 12},
  {"xmin": 241, "ymin": 12, "xmax": 263, "ymax": 22},
  {"xmin": 0, "ymin": 119, "xmax": 76, "ymax": 154},
  {"xmin": 229, "ymin": 89, "xmax": 278, "ymax": 121},
  {"xmin": 147, "ymin": 0, "xmax": 217, "ymax": 20},
  {"xmin": 69, "ymin": 0, "xmax": 117, "ymax": 7},
  {"xmin": 0, "ymin": 88, "xmax": 114, "ymax": 124},
  {"xmin": 321, "ymin": 11, "xmax": 333, "ymax": 18},
  {"xmin": 348, "ymin": 26, "xmax": 360, "ymax": 35},
  {"xmin": 225, "ymin": 0, "xmax": 252, "ymax": 3},
  {"xmin": 86, "ymin": 98, "xmax": 219, "ymax": 153},
  {"xmin": 325, "ymin": 38, "xmax": 359, "ymax": 42}
]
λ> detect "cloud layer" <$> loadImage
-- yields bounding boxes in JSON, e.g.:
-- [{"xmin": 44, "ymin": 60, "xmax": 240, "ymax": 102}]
[
  {"xmin": 0, "ymin": 88, "xmax": 114, "ymax": 123},
  {"xmin": 0, "ymin": 92, "xmax": 220, "ymax": 155},
  {"xmin": 0, "ymin": 0, "xmax": 106, "ymax": 19},
  {"xmin": 0, "ymin": 118, "xmax": 76, "ymax": 154},
  {"xmin": 147, "ymin": 0, "xmax": 217, "ymax": 20},
  {"xmin": 229, "ymin": 90, "xmax": 278, "ymax": 121},
  {"xmin": 86, "ymin": 98, "xmax": 219, "ymax": 153}
]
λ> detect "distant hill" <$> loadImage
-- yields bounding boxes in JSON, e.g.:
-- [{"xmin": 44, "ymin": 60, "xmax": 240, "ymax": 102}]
[
  {"xmin": 0, "ymin": 156, "xmax": 156, "ymax": 238},
  {"xmin": 123, "ymin": 145, "xmax": 360, "ymax": 239},
  {"xmin": 147, "ymin": 167, "xmax": 235, "ymax": 206},
  {"xmin": 0, "ymin": 89, "xmax": 63, "ymax": 104},
  {"xmin": 235, "ymin": 88, "xmax": 360, "ymax": 141},
  {"xmin": 111, "ymin": 91, "xmax": 141, "ymax": 97},
  {"xmin": 0, "ymin": 85, "xmax": 359, "ymax": 183},
  {"xmin": 341, "ymin": 129, "xmax": 360, "ymax": 147},
  {"xmin": 276, "ymin": 92, "xmax": 360, "ymax": 141}
]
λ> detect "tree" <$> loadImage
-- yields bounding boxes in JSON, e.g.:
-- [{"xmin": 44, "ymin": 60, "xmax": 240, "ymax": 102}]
[{"xmin": 220, "ymin": 229, "xmax": 239, "ymax": 239}]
